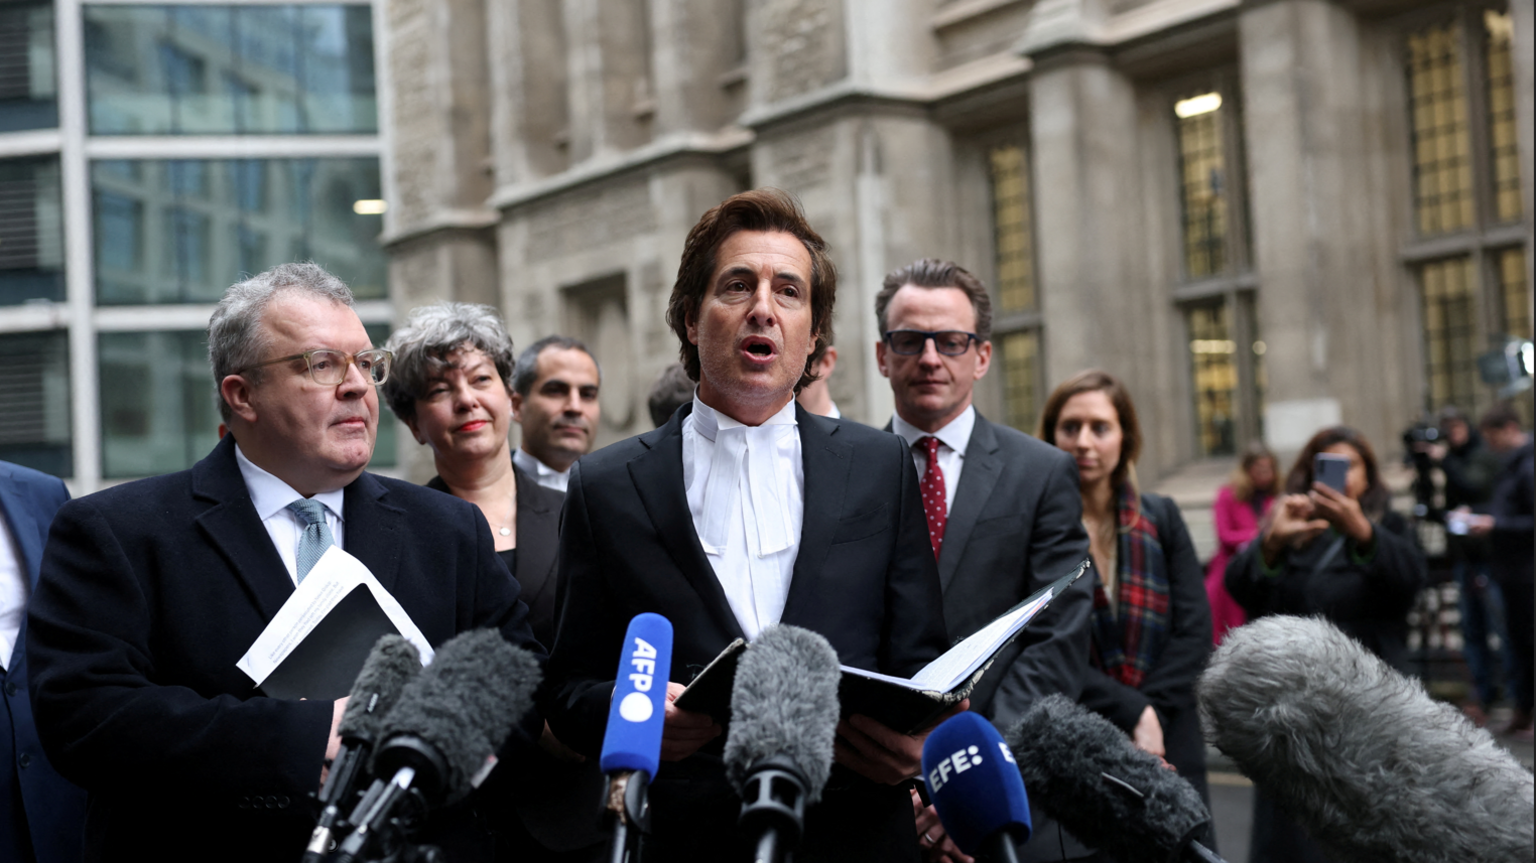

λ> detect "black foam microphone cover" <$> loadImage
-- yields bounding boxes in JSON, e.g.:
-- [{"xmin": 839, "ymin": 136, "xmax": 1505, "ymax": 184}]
[
  {"xmin": 373, "ymin": 628, "xmax": 542, "ymax": 806},
  {"xmin": 338, "ymin": 634, "xmax": 422, "ymax": 742},
  {"xmin": 1199, "ymin": 614, "xmax": 1534, "ymax": 863},
  {"xmin": 1007, "ymin": 694, "xmax": 1212, "ymax": 863}
]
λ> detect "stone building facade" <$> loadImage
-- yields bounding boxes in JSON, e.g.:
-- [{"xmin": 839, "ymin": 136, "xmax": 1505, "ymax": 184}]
[{"xmin": 377, "ymin": 0, "xmax": 1535, "ymax": 486}]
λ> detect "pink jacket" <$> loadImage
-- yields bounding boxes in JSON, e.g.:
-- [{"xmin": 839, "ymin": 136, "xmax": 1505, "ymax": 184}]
[{"xmin": 1205, "ymin": 484, "xmax": 1272, "ymax": 644}]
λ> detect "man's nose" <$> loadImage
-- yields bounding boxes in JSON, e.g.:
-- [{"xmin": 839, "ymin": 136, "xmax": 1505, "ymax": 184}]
[
  {"xmin": 746, "ymin": 284, "xmax": 777, "ymax": 327},
  {"xmin": 917, "ymin": 337, "xmax": 943, "ymax": 366},
  {"xmin": 336, "ymin": 359, "xmax": 370, "ymax": 397}
]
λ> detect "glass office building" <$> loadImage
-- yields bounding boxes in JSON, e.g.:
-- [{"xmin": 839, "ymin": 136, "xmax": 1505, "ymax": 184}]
[{"xmin": 0, "ymin": 1, "xmax": 391, "ymax": 489}]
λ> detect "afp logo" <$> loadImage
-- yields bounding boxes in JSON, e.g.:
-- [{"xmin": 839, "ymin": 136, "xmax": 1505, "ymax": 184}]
[{"xmin": 617, "ymin": 637, "xmax": 660, "ymax": 722}]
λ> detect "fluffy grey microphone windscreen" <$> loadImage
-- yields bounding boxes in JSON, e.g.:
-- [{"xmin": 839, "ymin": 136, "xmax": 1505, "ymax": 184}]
[
  {"xmin": 1007, "ymin": 694, "xmax": 1211, "ymax": 863},
  {"xmin": 1198, "ymin": 615, "xmax": 1534, "ymax": 863},
  {"xmin": 376, "ymin": 629, "xmax": 542, "ymax": 804},
  {"xmin": 723, "ymin": 624, "xmax": 841, "ymax": 805},
  {"xmin": 338, "ymin": 634, "xmax": 421, "ymax": 740}
]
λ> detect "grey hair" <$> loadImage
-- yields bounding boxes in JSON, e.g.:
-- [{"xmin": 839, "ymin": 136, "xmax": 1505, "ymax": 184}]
[
  {"xmin": 510, "ymin": 335, "xmax": 600, "ymax": 396},
  {"xmin": 380, "ymin": 301, "xmax": 516, "ymax": 422},
  {"xmin": 208, "ymin": 262, "xmax": 354, "ymax": 422}
]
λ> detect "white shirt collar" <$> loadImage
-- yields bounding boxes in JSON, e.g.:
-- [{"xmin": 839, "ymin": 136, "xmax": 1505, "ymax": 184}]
[
  {"xmin": 891, "ymin": 404, "xmax": 975, "ymax": 456},
  {"xmin": 234, "ymin": 444, "xmax": 346, "ymax": 523},
  {"xmin": 514, "ymin": 447, "xmax": 570, "ymax": 485},
  {"xmin": 690, "ymin": 393, "xmax": 799, "ymax": 439}
]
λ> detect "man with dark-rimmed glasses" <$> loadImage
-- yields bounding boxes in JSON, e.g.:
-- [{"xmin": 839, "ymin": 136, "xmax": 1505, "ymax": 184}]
[
  {"xmin": 26, "ymin": 262, "xmax": 543, "ymax": 862},
  {"xmin": 875, "ymin": 258, "xmax": 1093, "ymax": 863}
]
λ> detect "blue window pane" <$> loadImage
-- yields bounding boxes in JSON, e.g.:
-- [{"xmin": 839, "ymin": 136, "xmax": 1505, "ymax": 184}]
[
  {"xmin": 0, "ymin": 331, "xmax": 71, "ymax": 477},
  {"xmin": 92, "ymin": 157, "xmax": 386, "ymax": 304},
  {"xmin": 0, "ymin": 3, "xmax": 58, "ymax": 132},
  {"xmin": 99, "ymin": 330, "xmax": 219, "ymax": 478},
  {"xmin": 85, "ymin": 4, "xmax": 377, "ymax": 135},
  {"xmin": 0, "ymin": 157, "xmax": 65, "ymax": 304}
]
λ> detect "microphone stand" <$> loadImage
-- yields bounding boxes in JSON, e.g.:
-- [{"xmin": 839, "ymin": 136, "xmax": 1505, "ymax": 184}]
[
  {"xmin": 604, "ymin": 770, "xmax": 651, "ymax": 863},
  {"xmin": 979, "ymin": 831, "xmax": 1021, "ymax": 863},
  {"xmin": 737, "ymin": 756, "xmax": 808, "ymax": 863}
]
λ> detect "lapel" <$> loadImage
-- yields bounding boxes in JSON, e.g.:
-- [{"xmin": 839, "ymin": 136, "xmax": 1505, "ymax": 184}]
[
  {"xmin": 781, "ymin": 405, "xmax": 852, "ymax": 623},
  {"xmin": 342, "ymin": 471, "xmax": 404, "ymax": 596},
  {"xmin": 0, "ymin": 465, "xmax": 43, "ymax": 587},
  {"xmin": 512, "ymin": 463, "xmax": 558, "ymax": 605},
  {"xmin": 940, "ymin": 414, "xmax": 1003, "ymax": 591},
  {"xmin": 627, "ymin": 406, "xmax": 746, "ymax": 642},
  {"xmin": 191, "ymin": 435, "xmax": 297, "ymax": 624}
]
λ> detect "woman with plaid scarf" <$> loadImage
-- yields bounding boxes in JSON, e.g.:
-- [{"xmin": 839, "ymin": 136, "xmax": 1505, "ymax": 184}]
[{"xmin": 1039, "ymin": 370, "xmax": 1215, "ymax": 816}]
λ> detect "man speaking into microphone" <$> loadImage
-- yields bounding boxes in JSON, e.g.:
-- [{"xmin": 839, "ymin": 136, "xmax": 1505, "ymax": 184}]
[{"xmin": 544, "ymin": 189, "xmax": 952, "ymax": 862}]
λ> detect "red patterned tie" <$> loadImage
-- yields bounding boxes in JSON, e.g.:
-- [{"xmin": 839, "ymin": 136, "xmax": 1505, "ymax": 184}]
[{"xmin": 917, "ymin": 436, "xmax": 947, "ymax": 559}]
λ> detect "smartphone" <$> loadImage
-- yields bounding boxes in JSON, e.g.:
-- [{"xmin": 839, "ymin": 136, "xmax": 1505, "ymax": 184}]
[{"xmin": 1314, "ymin": 453, "xmax": 1350, "ymax": 494}]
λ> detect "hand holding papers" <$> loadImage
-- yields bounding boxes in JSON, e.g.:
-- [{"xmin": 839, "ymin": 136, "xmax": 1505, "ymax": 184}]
[{"xmin": 237, "ymin": 546, "xmax": 432, "ymax": 700}]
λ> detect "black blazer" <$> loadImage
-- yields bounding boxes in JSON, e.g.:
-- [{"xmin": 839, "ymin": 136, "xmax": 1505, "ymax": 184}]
[
  {"xmin": 0, "ymin": 461, "xmax": 85, "ymax": 863},
  {"xmin": 428, "ymin": 461, "xmax": 565, "ymax": 648},
  {"xmin": 890, "ymin": 413, "xmax": 1096, "ymax": 863},
  {"xmin": 544, "ymin": 403, "xmax": 949, "ymax": 863},
  {"xmin": 26, "ymin": 434, "xmax": 543, "ymax": 863}
]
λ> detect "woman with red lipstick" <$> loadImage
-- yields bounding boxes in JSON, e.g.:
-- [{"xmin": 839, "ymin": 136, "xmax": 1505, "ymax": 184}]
[
  {"xmin": 1038, "ymin": 370, "xmax": 1214, "ymax": 821},
  {"xmin": 383, "ymin": 302, "xmax": 606, "ymax": 863}
]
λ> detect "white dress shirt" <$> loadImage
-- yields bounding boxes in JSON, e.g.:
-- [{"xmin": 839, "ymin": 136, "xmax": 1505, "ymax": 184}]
[
  {"xmin": 235, "ymin": 445, "xmax": 346, "ymax": 586},
  {"xmin": 514, "ymin": 447, "xmax": 571, "ymax": 493},
  {"xmin": 0, "ymin": 517, "xmax": 25, "ymax": 670},
  {"xmin": 891, "ymin": 405, "xmax": 976, "ymax": 515},
  {"xmin": 683, "ymin": 395, "xmax": 803, "ymax": 640}
]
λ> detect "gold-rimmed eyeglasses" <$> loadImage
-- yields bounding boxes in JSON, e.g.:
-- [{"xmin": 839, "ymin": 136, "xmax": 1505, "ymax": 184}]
[{"xmin": 240, "ymin": 348, "xmax": 394, "ymax": 386}]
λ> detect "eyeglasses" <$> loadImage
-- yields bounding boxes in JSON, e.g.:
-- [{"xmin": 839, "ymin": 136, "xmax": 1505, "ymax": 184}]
[
  {"xmin": 241, "ymin": 348, "xmax": 394, "ymax": 386},
  {"xmin": 883, "ymin": 330, "xmax": 980, "ymax": 357}
]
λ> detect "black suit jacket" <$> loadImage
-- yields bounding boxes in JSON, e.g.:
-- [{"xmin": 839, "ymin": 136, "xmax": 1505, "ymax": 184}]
[
  {"xmin": 0, "ymin": 461, "xmax": 85, "ymax": 863},
  {"xmin": 26, "ymin": 435, "xmax": 543, "ymax": 863},
  {"xmin": 544, "ymin": 403, "xmax": 948, "ymax": 862},
  {"xmin": 428, "ymin": 461, "xmax": 564, "ymax": 648},
  {"xmin": 891, "ymin": 413, "xmax": 1096, "ymax": 862}
]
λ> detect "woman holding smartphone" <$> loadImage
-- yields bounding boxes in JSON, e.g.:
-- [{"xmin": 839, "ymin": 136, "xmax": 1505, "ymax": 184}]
[{"xmin": 1224, "ymin": 425, "xmax": 1425, "ymax": 863}]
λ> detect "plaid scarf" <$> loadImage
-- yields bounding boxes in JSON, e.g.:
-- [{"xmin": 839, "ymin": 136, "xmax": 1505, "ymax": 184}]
[{"xmin": 1088, "ymin": 488, "xmax": 1171, "ymax": 689}]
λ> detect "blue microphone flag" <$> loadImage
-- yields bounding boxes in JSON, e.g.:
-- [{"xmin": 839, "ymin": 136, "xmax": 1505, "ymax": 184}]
[
  {"xmin": 599, "ymin": 612, "xmax": 674, "ymax": 777},
  {"xmin": 922, "ymin": 712, "xmax": 1032, "ymax": 854}
]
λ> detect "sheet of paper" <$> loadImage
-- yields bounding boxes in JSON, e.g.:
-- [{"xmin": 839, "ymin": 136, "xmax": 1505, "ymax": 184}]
[
  {"xmin": 908, "ymin": 593, "xmax": 1051, "ymax": 691},
  {"xmin": 237, "ymin": 545, "xmax": 432, "ymax": 687}
]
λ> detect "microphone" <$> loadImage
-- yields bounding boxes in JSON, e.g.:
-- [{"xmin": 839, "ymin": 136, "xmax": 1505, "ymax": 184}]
[
  {"xmin": 723, "ymin": 625, "xmax": 840, "ymax": 863},
  {"xmin": 302, "ymin": 635, "xmax": 423, "ymax": 863},
  {"xmin": 921, "ymin": 712, "xmax": 1030, "ymax": 863},
  {"xmin": 1199, "ymin": 614, "xmax": 1535, "ymax": 863},
  {"xmin": 1005, "ymin": 695, "xmax": 1224, "ymax": 863},
  {"xmin": 598, "ymin": 613, "xmax": 674, "ymax": 863},
  {"xmin": 331, "ymin": 629, "xmax": 542, "ymax": 863}
]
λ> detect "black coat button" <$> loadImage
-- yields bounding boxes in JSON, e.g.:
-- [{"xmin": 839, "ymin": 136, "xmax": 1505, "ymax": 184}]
[
  {"xmin": 3, "ymin": 682, "xmax": 16, "ymax": 697},
  {"xmin": 18, "ymin": 753, "xmax": 31, "ymax": 768}
]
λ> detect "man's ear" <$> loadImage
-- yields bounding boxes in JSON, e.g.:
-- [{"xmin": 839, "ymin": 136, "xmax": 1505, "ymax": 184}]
[
  {"xmin": 875, "ymin": 340, "xmax": 890, "ymax": 379},
  {"xmin": 510, "ymin": 390, "xmax": 524, "ymax": 423},
  {"xmin": 403, "ymin": 414, "xmax": 427, "ymax": 446},
  {"xmin": 973, "ymin": 340, "xmax": 993, "ymax": 380},
  {"xmin": 685, "ymin": 307, "xmax": 699, "ymax": 346},
  {"xmin": 219, "ymin": 374, "xmax": 259, "ymax": 424}
]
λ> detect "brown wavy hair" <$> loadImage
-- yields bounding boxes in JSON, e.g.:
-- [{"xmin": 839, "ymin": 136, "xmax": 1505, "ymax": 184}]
[
  {"xmin": 1285, "ymin": 425, "xmax": 1390, "ymax": 520},
  {"xmin": 1038, "ymin": 369, "xmax": 1143, "ymax": 496},
  {"xmin": 1230, "ymin": 440, "xmax": 1279, "ymax": 503},
  {"xmin": 665, "ymin": 188, "xmax": 836, "ymax": 393}
]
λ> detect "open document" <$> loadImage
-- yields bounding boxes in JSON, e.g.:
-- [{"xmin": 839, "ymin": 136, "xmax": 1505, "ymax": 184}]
[
  {"xmin": 676, "ymin": 559, "xmax": 1091, "ymax": 733},
  {"xmin": 237, "ymin": 545, "xmax": 432, "ymax": 700}
]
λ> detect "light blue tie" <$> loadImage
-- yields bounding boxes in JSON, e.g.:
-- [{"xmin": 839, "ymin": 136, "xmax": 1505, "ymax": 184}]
[{"xmin": 287, "ymin": 499, "xmax": 335, "ymax": 583}]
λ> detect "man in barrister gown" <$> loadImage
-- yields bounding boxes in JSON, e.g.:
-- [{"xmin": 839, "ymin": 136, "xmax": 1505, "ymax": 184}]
[
  {"xmin": 543, "ymin": 189, "xmax": 953, "ymax": 862},
  {"xmin": 26, "ymin": 263, "xmax": 543, "ymax": 862},
  {"xmin": 875, "ymin": 259, "xmax": 1095, "ymax": 862}
]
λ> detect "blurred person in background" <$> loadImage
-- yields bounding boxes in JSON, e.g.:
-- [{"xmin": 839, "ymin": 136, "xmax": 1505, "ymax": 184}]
[
  {"xmin": 383, "ymin": 303, "xmax": 603, "ymax": 862},
  {"xmin": 796, "ymin": 340, "xmax": 842, "ymax": 418},
  {"xmin": 1206, "ymin": 442, "xmax": 1279, "ymax": 645},
  {"xmin": 1039, "ymin": 371, "xmax": 1213, "ymax": 822},
  {"xmin": 1418, "ymin": 406, "xmax": 1510, "ymax": 727},
  {"xmin": 1225, "ymin": 425, "xmax": 1426, "ymax": 863},
  {"xmin": 510, "ymin": 336, "xmax": 602, "ymax": 492},
  {"xmin": 647, "ymin": 362, "xmax": 694, "ymax": 429},
  {"xmin": 1467, "ymin": 403, "xmax": 1533, "ymax": 739}
]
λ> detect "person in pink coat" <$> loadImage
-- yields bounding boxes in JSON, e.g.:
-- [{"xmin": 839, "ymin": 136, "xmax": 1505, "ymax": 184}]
[{"xmin": 1206, "ymin": 443, "xmax": 1278, "ymax": 644}]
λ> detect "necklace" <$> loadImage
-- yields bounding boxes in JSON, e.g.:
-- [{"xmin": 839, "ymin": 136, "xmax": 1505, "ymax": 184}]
[{"xmin": 493, "ymin": 491, "xmax": 515, "ymax": 537}]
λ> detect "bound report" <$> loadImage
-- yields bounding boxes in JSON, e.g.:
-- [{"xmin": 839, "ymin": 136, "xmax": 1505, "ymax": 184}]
[{"xmin": 675, "ymin": 559, "xmax": 1091, "ymax": 734}]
